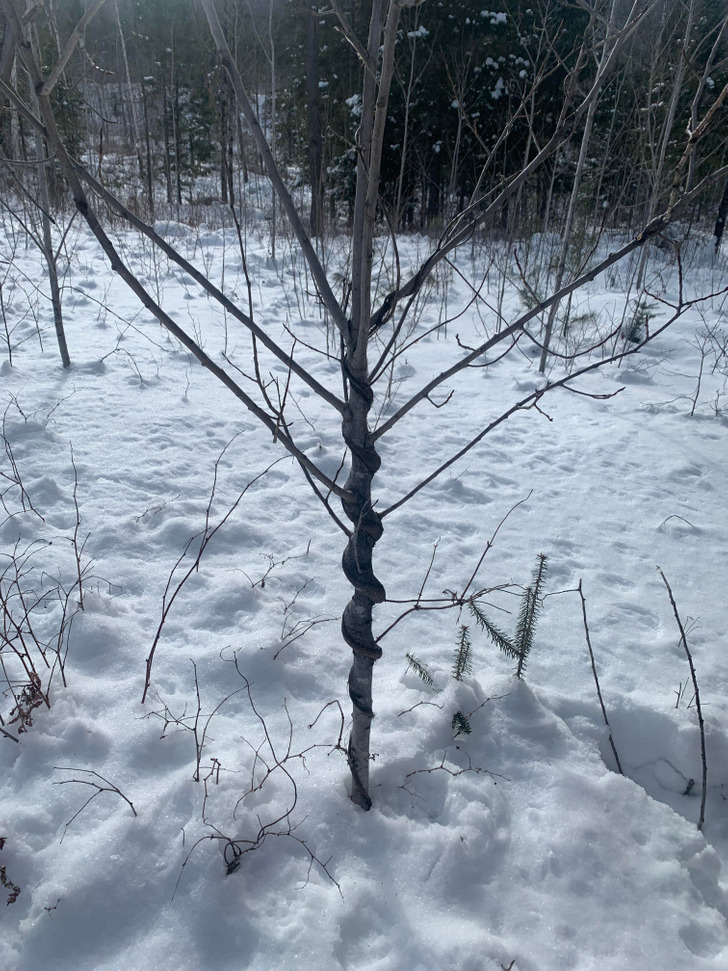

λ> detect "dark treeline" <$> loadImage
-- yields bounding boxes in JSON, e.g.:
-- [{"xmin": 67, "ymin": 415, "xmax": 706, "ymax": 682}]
[{"xmin": 1, "ymin": 0, "xmax": 726, "ymax": 238}]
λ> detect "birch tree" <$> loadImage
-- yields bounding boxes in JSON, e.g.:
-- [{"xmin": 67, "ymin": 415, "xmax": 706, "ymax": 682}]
[{"xmin": 1, "ymin": 0, "xmax": 726, "ymax": 811}]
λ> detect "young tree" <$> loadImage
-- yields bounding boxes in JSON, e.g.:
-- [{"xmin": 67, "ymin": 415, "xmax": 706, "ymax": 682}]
[
  {"xmin": 1, "ymin": 0, "xmax": 726, "ymax": 811},
  {"xmin": 305, "ymin": 2, "xmax": 324, "ymax": 237},
  {"xmin": 538, "ymin": 0, "xmax": 638, "ymax": 373},
  {"xmin": 0, "ymin": 6, "xmax": 78, "ymax": 367}
]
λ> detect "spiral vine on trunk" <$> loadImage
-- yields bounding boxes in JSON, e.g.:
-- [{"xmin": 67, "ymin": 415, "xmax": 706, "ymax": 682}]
[{"xmin": 340, "ymin": 368, "xmax": 385, "ymax": 809}]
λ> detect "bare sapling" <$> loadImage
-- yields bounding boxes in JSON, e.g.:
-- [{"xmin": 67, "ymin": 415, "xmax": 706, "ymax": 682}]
[
  {"xmin": 1, "ymin": 417, "xmax": 92, "ymax": 736},
  {"xmin": 657, "ymin": 567, "xmax": 707, "ymax": 831},
  {"xmin": 578, "ymin": 580, "xmax": 624, "ymax": 775},
  {"xmin": 173, "ymin": 658, "xmax": 345, "ymax": 899},
  {"xmin": 143, "ymin": 441, "xmax": 283, "ymax": 703},
  {"xmin": 1, "ymin": 0, "xmax": 727, "ymax": 812}
]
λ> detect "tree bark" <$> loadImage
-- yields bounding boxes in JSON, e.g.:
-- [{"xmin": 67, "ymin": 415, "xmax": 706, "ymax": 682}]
[
  {"xmin": 340, "ymin": 359, "xmax": 385, "ymax": 810},
  {"xmin": 37, "ymin": 149, "xmax": 70, "ymax": 368},
  {"xmin": 715, "ymin": 178, "xmax": 728, "ymax": 251},
  {"xmin": 306, "ymin": 3, "xmax": 324, "ymax": 237},
  {"xmin": 141, "ymin": 82, "xmax": 154, "ymax": 221},
  {"xmin": 112, "ymin": 0, "xmax": 143, "ymax": 180},
  {"xmin": 340, "ymin": 0, "xmax": 400, "ymax": 809},
  {"xmin": 26, "ymin": 38, "xmax": 70, "ymax": 368},
  {"xmin": 635, "ymin": 0, "xmax": 695, "ymax": 291}
]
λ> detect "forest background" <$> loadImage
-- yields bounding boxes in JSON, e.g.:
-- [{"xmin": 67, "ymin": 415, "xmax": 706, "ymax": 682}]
[{"xmin": 2, "ymin": 0, "xmax": 726, "ymax": 245}]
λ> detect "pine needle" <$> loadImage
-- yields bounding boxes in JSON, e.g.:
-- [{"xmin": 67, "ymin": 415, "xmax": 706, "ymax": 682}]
[
  {"xmin": 452, "ymin": 624, "xmax": 473, "ymax": 681},
  {"xmin": 406, "ymin": 652, "xmax": 437, "ymax": 689},
  {"xmin": 451, "ymin": 711, "xmax": 472, "ymax": 736},
  {"xmin": 468, "ymin": 600, "xmax": 517, "ymax": 659},
  {"xmin": 515, "ymin": 553, "xmax": 548, "ymax": 680}
]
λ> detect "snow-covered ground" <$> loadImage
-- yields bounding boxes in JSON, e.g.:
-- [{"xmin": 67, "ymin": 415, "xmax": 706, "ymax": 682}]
[{"xmin": 1, "ymin": 216, "xmax": 728, "ymax": 970}]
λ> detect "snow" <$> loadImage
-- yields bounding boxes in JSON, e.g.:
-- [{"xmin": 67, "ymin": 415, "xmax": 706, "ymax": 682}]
[{"xmin": 1, "ymin": 217, "xmax": 728, "ymax": 970}]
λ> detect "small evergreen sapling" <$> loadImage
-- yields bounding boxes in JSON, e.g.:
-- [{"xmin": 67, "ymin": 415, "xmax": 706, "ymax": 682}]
[
  {"xmin": 452, "ymin": 624, "xmax": 473, "ymax": 681},
  {"xmin": 452, "ymin": 625, "xmax": 474, "ymax": 734},
  {"xmin": 465, "ymin": 553, "xmax": 548, "ymax": 681},
  {"xmin": 404, "ymin": 554, "xmax": 549, "ymax": 738},
  {"xmin": 405, "ymin": 652, "xmax": 437, "ymax": 689},
  {"xmin": 623, "ymin": 299, "xmax": 658, "ymax": 344},
  {"xmin": 514, "ymin": 554, "xmax": 548, "ymax": 679},
  {"xmin": 451, "ymin": 711, "xmax": 472, "ymax": 737},
  {"xmin": 467, "ymin": 599, "xmax": 518, "ymax": 663}
]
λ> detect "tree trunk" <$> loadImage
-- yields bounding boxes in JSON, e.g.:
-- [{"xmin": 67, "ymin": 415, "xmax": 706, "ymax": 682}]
[
  {"xmin": 162, "ymin": 83, "xmax": 173, "ymax": 205},
  {"xmin": 27, "ymin": 50, "xmax": 70, "ymax": 368},
  {"xmin": 0, "ymin": 15, "xmax": 16, "ymax": 158},
  {"xmin": 635, "ymin": 0, "xmax": 695, "ymax": 291},
  {"xmin": 340, "ymin": 362, "xmax": 385, "ymax": 811},
  {"xmin": 715, "ymin": 178, "xmax": 728, "ymax": 251},
  {"xmin": 538, "ymin": 94, "xmax": 599, "ymax": 372},
  {"xmin": 173, "ymin": 79, "xmax": 182, "ymax": 211},
  {"xmin": 141, "ymin": 82, "xmax": 155, "ymax": 221},
  {"xmin": 539, "ymin": 0, "xmax": 621, "ymax": 373},
  {"xmin": 38, "ymin": 162, "xmax": 70, "ymax": 368},
  {"xmin": 268, "ymin": 1, "xmax": 277, "ymax": 259},
  {"xmin": 112, "ymin": 0, "xmax": 143, "ymax": 180},
  {"xmin": 306, "ymin": 3, "xmax": 324, "ymax": 237},
  {"xmin": 219, "ymin": 87, "xmax": 229, "ymax": 205},
  {"xmin": 341, "ymin": 0, "xmax": 400, "ymax": 810}
]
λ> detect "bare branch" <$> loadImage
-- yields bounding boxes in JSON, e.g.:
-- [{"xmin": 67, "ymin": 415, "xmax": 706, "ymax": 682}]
[
  {"xmin": 352, "ymin": 0, "xmax": 402, "ymax": 364},
  {"xmin": 657, "ymin": 568, "xmax": 707, "ymax": 831},
  {"xmin": 325, "ymin": 0, "xmax": 376, "ymax": 76},
  {"xmin": 31, "ymin": 0, "xmax": 109, "ymax": 97},
  {"xmin": 381, "ymin": 286, "xmax": 726, "ymax": 516},
  {"xmin": 368, "ymin": 0, "xmax": 660, "ymax": 331},
  {"xmin": 577, "ymin": 580, "xmax": 623, "ymax": 775},
  {"xmin": 0, "ymin": 74, "xmax": 46, "ymax": 135},
  {"xmin": 142, "ymin": 452, "xmax": 284, "ymax": 703},
  {"xmin": 374, "ymin": 184, "xmax": 728, "ymax": 443},
  {"xmin": 53, "ymin": 766, "xmax": 136, "ymax": 843},
  {"xmin": 199, "ymin": 0, "xmax": 348, "ymax": 337},
  {"xmin": 3, "ymin": 12, "xmax": 351, "ymax": 499},
  {"xmin": 0, "ymin": 13, "xmax": 16, "ymax": 83},
  {"xmin": 72, "ymin": 165, "xmax": 347, "ymax": 415}
]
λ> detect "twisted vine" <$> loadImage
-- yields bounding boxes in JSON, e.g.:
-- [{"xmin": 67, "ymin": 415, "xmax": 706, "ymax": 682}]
[{"xmin": 340, "ymin": 366, "xmax": 386, "ymax": 809}]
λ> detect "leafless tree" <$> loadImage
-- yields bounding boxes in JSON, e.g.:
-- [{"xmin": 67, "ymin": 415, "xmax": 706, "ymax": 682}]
[
  {"xmin": 0, "ymin": 0, "xmax": 726, "ymax": 811},
  {"xmin": 538, "ymin": 0, "xmax": 640, "ymax": 373},
  {"xmin": 0, "ymin": 11, "xmax": 71, "ymax": 367}
]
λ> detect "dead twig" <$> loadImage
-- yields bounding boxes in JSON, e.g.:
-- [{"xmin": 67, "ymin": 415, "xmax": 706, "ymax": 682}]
[
  {"xmin": 377, "ymin": 495, "xmax": 530, "ymax": 645},
  {"xmin": 53, "ymin": 767, "xmax": 137, "ymax": 842},
  {"xmin": 0, "ymin": 837, "xmax": 21, "ymax": 905},
  {"xmin": 405, "ymin": 748, "xmax": 508, "ymax": 785},
  {"xmin": 171, "ymin": 664, "xmax": 344, "ymax": 900},
  {"xmin": 143, "ymin": 446, "xmax": 283, "ymax": 702},
  {"xmin": 657, "ymin": 567, "xmax": 707, "ymax": 830},
  {"xmin": 69, "ymin": 443, "xmax": 88, "ymax": 611},
  {"xmin": 577, "ymin": 580, "xmax": 623, "ymax": 775}
]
